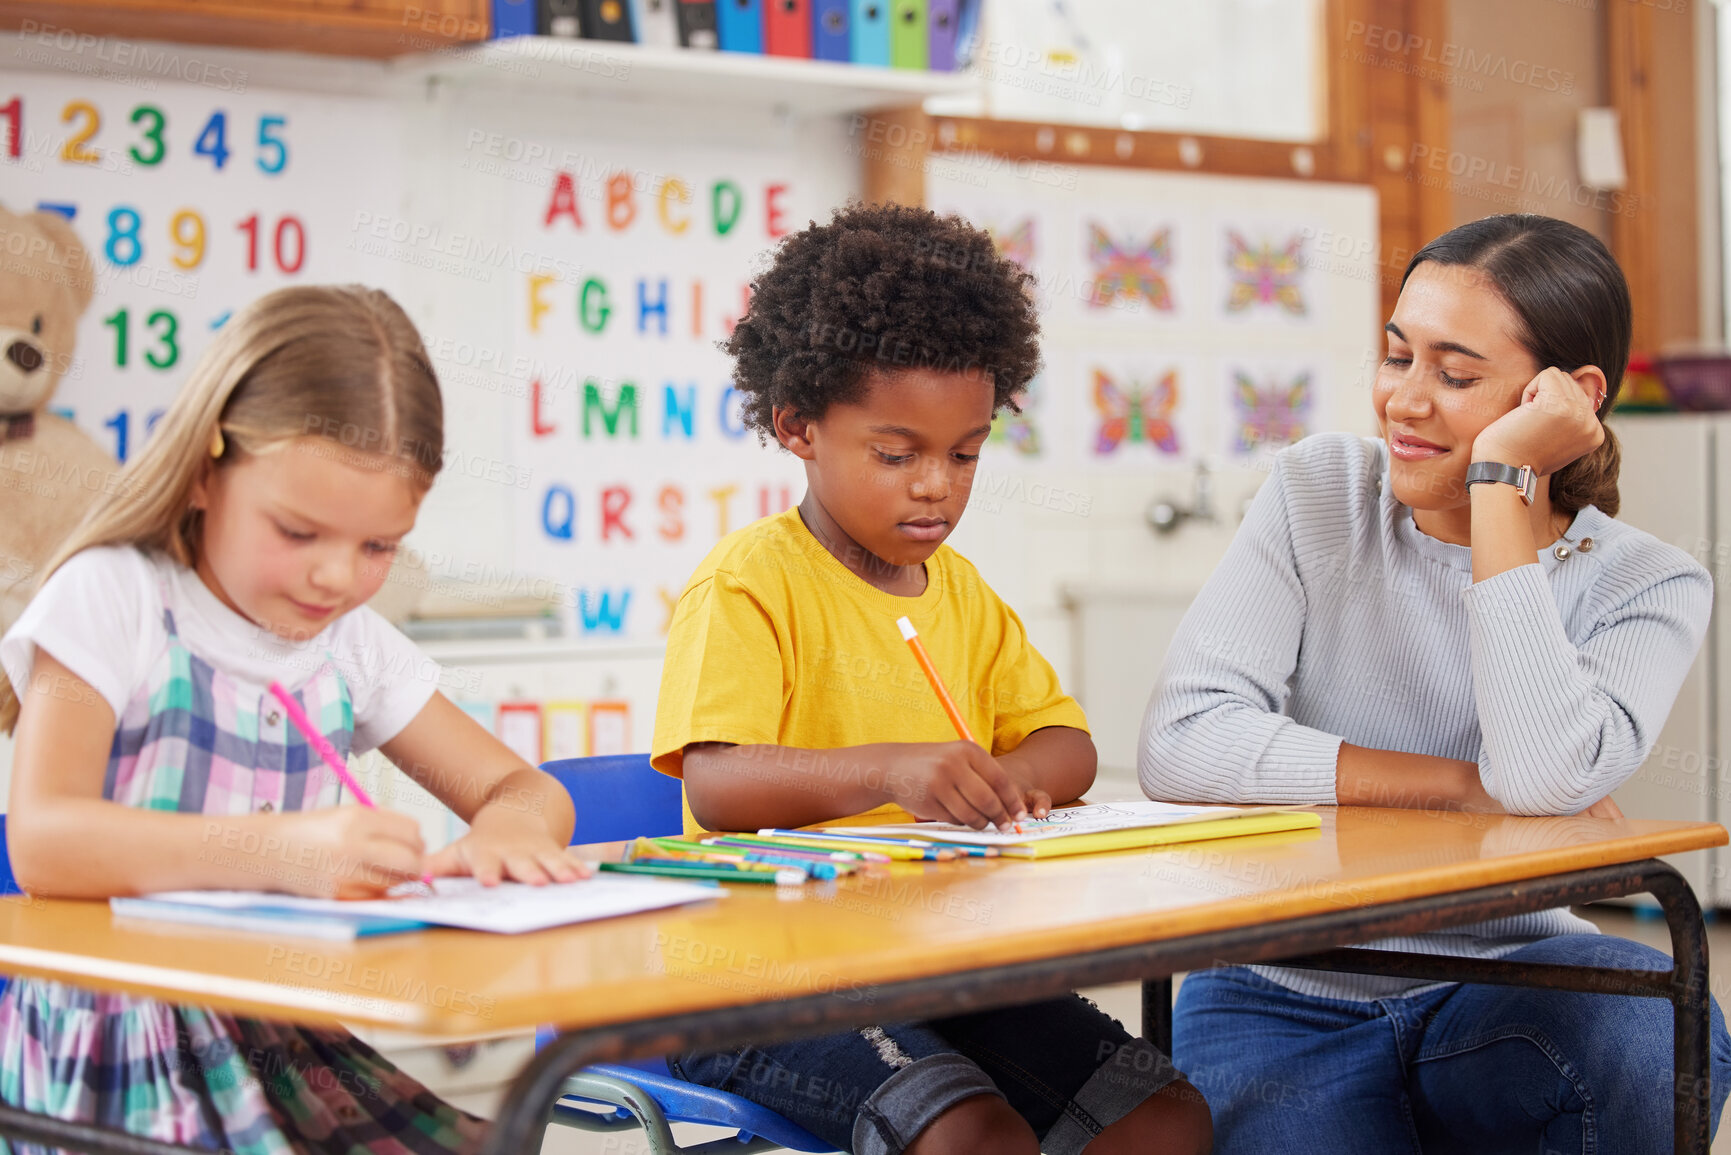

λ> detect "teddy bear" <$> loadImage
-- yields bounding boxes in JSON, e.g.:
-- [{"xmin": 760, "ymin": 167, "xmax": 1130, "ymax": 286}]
[{"xmin": 0, "ymin": 204, "xmax": 118, "ymax": 637}]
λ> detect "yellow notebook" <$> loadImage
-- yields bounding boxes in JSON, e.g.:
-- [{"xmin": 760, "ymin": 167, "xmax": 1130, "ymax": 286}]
[
  {"xmin": 997, "ymin": 810, "xmax": 1322, "ymax": 858},
  {"xmin": 824, "ymin": 800, "xmax": 1324, "ymax": 859}
]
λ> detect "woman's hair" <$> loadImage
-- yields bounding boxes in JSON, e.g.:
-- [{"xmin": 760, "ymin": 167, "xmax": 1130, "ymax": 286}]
[
  {"xmin": 1402, "ymin": 213, "xmax": 1630, "ymax": 517},
  {"xmin": 0, "ymin": 284, "xmax": 442, "ymax": 733}
]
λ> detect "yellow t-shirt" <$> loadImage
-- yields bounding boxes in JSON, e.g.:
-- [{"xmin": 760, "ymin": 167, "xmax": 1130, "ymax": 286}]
[{"xmin": 652, "ymin": 507, "xmax": 1088, "ymax": 831}]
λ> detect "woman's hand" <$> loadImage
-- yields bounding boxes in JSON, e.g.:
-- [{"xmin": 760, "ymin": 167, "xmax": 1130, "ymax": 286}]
[
  {"xmin": 1470, "ymin": 366, "xmax": 1605, "ymax": 475},
  {"xmin": 427, "ymin": 806, "xmax": 593, "ymax": 886},
  {"xmin": 272, "ymin": 807, "xmax": 428, "ymax": 900}
]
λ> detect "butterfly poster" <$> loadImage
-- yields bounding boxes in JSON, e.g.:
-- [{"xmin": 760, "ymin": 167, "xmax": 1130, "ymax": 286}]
[
  {"xmin": 987, "ymin": 372, "xmax": 1045, "ymax": 459},
  {"xmin": 1084, "ymin": 222, "xmax": 1177, "ymax": 314},
  {"xmin": 1228, "ymin": 368, "xmax": 1313, "ymax": 459},
  {"xmin": 1090, "ymin": 367, "xmax": 1185, "ymax": 460}
]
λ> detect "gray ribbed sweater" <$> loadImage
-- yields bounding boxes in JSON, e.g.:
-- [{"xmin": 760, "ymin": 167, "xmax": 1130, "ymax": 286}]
[{"xmin": 1140, "ymin": 432, "xmax": 1712, "ymax": 1000}]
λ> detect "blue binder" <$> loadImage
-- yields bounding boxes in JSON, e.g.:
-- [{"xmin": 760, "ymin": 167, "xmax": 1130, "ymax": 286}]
[
  {"xmin": 493, "ymin": 0, "xmax": 536, "ymax": 36},
  {"xmin": 716, "ymin": 0, "xmax": 764, "ymax": 52},
  {"xmin": 813, "ymin": 0, "xmax": 849, "ymax": 60},
  {"xmin": 850, "ymin": 0, "xmax": 889, "ymax": 65}
]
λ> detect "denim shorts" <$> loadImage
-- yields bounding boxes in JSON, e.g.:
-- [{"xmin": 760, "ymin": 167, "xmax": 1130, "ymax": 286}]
[{"xmin": 667, "ymin": 994, "xmax": 1180, "ymax": 1155}]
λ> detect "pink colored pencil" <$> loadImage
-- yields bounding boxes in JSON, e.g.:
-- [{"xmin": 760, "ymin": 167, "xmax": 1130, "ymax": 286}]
[
  {"xmin": 268, "ymin": 681, "xmax": 377, "ymax": 806},
  {"xmin": 267, "ymin": 681, "xmax": 431, "ymax": 885}
]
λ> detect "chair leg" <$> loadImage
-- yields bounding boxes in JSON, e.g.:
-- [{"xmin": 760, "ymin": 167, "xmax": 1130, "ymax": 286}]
[
  {"xmin": 555, "ymin": 1072, "xmax": 683, "ymax": 1154},
  {"xmin": 1141, "ymin": 977, "xmax": 1173, "ymax": 1054}
]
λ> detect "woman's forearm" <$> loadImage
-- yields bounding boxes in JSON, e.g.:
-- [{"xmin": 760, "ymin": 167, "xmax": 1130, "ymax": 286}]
[
  {"xmin": 1334, "ymin": 742, "xmax": 1501, "ymax": 813},
  {"xmin": 1469, "ymin": 481, "xmax": 1541, "ymax": 584}
]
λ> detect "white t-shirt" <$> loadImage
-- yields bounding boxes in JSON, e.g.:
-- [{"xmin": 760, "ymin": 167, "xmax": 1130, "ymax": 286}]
[{"xmin": 1, "ymin": 546, "xmax": 438, "ymax": 754}]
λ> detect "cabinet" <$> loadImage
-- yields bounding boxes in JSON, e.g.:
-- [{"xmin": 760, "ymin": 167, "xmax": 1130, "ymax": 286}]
[{"xmin": 1608, "ymin": 414, "xmax": 1725, "ymax": 905}]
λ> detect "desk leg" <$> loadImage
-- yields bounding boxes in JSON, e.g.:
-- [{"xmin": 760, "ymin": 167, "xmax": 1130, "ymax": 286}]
[
  {"xmin": 1653, "ymin": 865, "xmax": 1713, "ymax": 1155},
  {"xmin": 1141, "ymin": 978, "xmax": 1172, "ymax": 1054}
]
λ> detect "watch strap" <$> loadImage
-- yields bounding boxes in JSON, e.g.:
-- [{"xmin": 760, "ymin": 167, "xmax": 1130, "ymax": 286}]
[{"xmin": 1465, "ymin": 461, "xmax": 1536, "ymax": 505}]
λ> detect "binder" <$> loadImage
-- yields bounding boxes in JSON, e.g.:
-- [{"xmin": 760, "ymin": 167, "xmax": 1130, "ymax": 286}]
[
  {"xmin": 580, "ymin": 0, "xmax": 635, "ymax": 39},
  {"xmin": 676, "ymin": 0, "xmax": 719, "ymax": 48},
  {"xmin": 493, "ymin": 0, "xmax": 537, "ymax": 37},
  {"xmin": 765, "ymin": 0, "xmax": 812, "ymax": 57},
  {"xmin": 632, "ymin": 0, "xmax": 680, "ymax": 45},
  {"xmin": 538, "ymin": 0, "xmax": 582, "ymax": 36},
  {"xmin": 888, "ymin": 0, "xmax": 925, "ymax": 68},
  {"xmin": 927, "ymin": 0, "xmax": 958, "ymax": 70},
  {"xmin": 812, "ymin": 0, "xmax": 849, "ymax": 61},
  {"xmin": 850, "ymin": 0, "xmax": 889, "ymax": 65},
  {"xmin": 953, "ymin": 0, "xmax": 981, "ymax": 67},
  {"xmin": 716, "ymin": 0, "xmax": 764, "ymax": 53}
]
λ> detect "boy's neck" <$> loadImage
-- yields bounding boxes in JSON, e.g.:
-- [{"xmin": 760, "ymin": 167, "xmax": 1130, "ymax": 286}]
[{"xmin": 796, "ymin": 495, "xmax": 928, "ymax": 597}]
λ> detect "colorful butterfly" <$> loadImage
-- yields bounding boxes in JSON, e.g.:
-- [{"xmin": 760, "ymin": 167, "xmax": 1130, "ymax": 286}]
[
  {"xmin": 1232, "ymin": 371, "xmax": 1311, "ymax": 454},
  {"xmin": 1086, "ymin": 224, "xmax": 1174, "ymax": 312},
  {"xmin": 1225, "ymin": 230, "xmax": 1306, "ymax": 315},
  {"xmin": 989, "ymin": 374, "xmax": 1042, "ymax": 456},
  {"xmin": 987, "ymin": 218, "xmax": 1036, "ymax": 269},
  {"xmin": 1094, "ymin": 369, "xmax": 1180, "ymax": 455}
]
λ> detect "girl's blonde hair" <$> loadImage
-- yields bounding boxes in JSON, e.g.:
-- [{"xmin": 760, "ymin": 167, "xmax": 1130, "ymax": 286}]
[{"xmin": 0, "ymin": 284, "xmax": 443, "ymax": 733}]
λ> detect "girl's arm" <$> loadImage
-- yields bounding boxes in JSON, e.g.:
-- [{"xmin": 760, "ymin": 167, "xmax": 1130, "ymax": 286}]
[
  {"xmin": 379, "ymin": 692, "xmax": 583, "ymax": 885},
  {"xmin": 9, "ymin": 648, "xmax": 425, "ymax": 898}
]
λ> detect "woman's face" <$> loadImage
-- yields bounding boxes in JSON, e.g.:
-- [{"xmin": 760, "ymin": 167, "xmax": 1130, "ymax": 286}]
[{"xmin": 1373, "ymin": 261, "xmax": 1543, "ymax": 513}]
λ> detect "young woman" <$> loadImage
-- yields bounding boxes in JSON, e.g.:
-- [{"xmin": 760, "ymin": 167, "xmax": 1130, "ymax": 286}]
[{"xmin": 1141, "ymin": 213, "xmax": 1731, "ymax": 1154}]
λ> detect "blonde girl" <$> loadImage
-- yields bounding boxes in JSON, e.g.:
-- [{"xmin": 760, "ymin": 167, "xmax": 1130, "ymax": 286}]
[{"xmin": 0, "ymin": 285, "xmax": 584, "ymax": 1153}]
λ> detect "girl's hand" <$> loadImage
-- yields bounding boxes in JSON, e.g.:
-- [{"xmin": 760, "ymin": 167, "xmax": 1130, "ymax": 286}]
[
  {"xmin": 1471, "ymin": 366, "xmax": 1605, "ymax": 476},
  {"xmin": 427, "ymin": 806, "xmax": 593, "ymax": 886},
  {"xmin": 274, "ymin": 807, "xmax": 428, "ymax": 900}
]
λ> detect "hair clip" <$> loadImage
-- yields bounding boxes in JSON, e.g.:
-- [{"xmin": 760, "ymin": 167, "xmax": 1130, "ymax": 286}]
[{"xmin": 210, "ymin": 426, "xmax": 225, "ymax": 459}]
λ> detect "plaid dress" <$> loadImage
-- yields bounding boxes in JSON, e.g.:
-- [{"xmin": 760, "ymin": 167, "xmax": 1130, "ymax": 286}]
[{"xmin": 0, "ymin": 591, "xmax": 487, "ymax": 1155}]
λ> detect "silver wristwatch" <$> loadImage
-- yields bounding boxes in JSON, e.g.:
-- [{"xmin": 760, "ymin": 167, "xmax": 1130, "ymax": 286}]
[{"xmin": 1465, "ymin": 461, "xmax": 1537, "ymax": 506}]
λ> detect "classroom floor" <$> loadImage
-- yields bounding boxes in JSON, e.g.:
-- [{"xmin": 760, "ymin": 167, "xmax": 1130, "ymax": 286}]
[{"xmin": 434, "ymin": 902, "xmax": 1731, "ymax": 1154}]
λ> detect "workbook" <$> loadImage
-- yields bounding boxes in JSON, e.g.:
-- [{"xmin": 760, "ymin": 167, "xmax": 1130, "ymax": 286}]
[
  {"xmin": 111, "ymin": 876, "xmax": 721, "ymax": 941},
  {"xmin": 823, "ymin": 800, "xmax": 1321, "ymax": 858}
]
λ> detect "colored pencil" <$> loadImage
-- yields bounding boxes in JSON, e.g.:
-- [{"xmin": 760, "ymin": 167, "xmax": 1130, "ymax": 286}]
[
  {"xmin": 894, "ymin": 617, "xmax": 1025, "ymax": 834},
  {"xmin": 771, "ymin": 828, "xmax": 998, "ymax": 857},
  {"xmin": 638, "ymin": 839, "xmax": 845, "ymax": 879},
  {"xmin": 720, "ymin": 832, "xmax": 932, "ymax": 862},
  {"xmin": 600, "ymin": 862, "xmax": 803, "ymax": 885},
  {"xmin": 702, "ymin": 836, "xmax": 876, "ymax": 863},
  {"xmin": 267, "ymin": 680, "xmax": 434, "ymax": 885}
]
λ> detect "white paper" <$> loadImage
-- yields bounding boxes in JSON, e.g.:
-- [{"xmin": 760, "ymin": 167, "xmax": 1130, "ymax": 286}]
[
  {"xmin": 824, "ymin": 799, "xmax": 1296, "ymax": 846},
  {"xmin": 122, "ymin": 876, "xmax": 720, "ymax": 935}
]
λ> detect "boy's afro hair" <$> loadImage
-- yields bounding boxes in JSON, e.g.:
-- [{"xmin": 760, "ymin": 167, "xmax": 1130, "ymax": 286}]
[{"xmin": 725, "ymin": 200, "xmax": 1042, "ymax": 439}]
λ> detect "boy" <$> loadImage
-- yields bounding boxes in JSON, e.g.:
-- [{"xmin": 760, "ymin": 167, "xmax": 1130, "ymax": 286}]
[{"xmin": 652, "ymin": 203, "xmax": 1210, "ymax": 1155}]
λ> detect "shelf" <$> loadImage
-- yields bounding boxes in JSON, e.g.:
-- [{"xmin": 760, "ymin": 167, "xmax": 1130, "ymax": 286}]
[
  {"xmin": 393, "ymin": 37, "xmax": 981, "ymax": 117},
  {"xmin": 3, "ymin": 29, "xmax": 978, "ymax": 116}
]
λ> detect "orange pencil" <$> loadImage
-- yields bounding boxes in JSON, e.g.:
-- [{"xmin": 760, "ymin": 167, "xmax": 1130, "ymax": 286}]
[
  {"xmin": 897, "ymin": 616, "xmax": 1024, "ymax": 831},
  {"xmin": 896, "ymin": 616, "xmax": 974, "ymax": 742}
]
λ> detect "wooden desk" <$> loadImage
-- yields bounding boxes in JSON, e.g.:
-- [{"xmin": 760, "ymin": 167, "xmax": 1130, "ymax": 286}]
[{"xmin": 0, "ymin": 808, "xmax": 1723, "ymax": 1154}]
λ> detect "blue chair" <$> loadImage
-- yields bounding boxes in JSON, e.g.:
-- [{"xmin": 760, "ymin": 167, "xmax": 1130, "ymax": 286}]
[
  {"xmin": 0, "ymin": 814, "xmax": 18, "ymax": 1002},
  {"xmin": 537, "ymin": 755, "xmax": 838, "ymax": 1155}
]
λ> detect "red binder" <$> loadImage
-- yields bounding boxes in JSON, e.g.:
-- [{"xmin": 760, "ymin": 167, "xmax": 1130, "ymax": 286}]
[{"xmin": 765, "ymin": 0, "xmax": 813, "ymax": 57}]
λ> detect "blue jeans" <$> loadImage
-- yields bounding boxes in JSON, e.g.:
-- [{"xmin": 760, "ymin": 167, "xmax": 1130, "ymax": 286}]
[
  {"xmin": 1175, "ymin": 934, "xmax": 1731, "ymax": 1154},
  {"xmin": 669, "ymin": 995, "xmax": 1179, "ymax": 1155}
]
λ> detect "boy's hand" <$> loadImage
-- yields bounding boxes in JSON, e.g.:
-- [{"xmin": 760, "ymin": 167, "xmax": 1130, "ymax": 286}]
[
  {"xmin": 275, "ymin": 807, "xmax": 428, "ymax": 900},
  {"xmin": 427, "ymin": 806, "xmax": 594, "ymax": 887},
  {"xmin": 882, "ymin": 741, "xmax": 1031, "ymax": 831}
]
